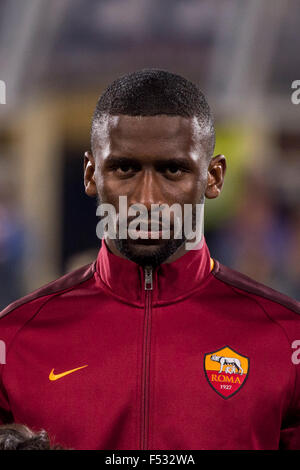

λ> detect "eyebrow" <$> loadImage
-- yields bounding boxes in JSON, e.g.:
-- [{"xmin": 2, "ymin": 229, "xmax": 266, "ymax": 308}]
[
  {"xmin": 104, "ymin": 155, "xmax": 194, "ymax": 169},
  {"xmin": 155, "ymin": 157, "xmax": 194, "ymax": 169},
  {"xmin": 104, "ymin": 156, "xmax": 140, "ymax": 167}
]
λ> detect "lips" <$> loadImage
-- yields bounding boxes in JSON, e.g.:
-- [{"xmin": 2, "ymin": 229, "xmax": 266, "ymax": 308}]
[
  {"xmin": 125, "ymin": 218, "xmax": 172, "ymax": 232},
  {"xmin": 135, "ymin": 229, "xmax": 170, "ymax": 238},
  {"xmin": 126, "ymin": 221, "xmax": 173, "ymax": 241},
  {"xmin": 116, "ymin": 215, "xmax": 176, "ymax": 241},
  {"xmin": 128, "ymin": 227, "xmax": 172, "ymax": 238}
]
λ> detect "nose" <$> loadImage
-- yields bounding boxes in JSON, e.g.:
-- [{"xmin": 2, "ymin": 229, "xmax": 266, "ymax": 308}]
[{"xmin": 130, "ymin": 170, "xmax": 163, "ymax": 210}]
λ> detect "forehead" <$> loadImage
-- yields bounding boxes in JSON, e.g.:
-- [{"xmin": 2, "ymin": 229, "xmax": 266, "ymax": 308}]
[{"xmin": 93, "ymin": 114, "xmax": 204, "ymax": 160}]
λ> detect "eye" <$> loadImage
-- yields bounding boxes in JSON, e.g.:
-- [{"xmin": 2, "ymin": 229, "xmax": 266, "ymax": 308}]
[
  {"xmin": 117, "ymin": 163, "xmax": 133, "ymax": 173},
  {"xmin": 110, "ymin": 162, "xmax": 138, "ymax": 177},
  {"xmin": 164, "ymin": 164, "xmax": 184, "ymax": 178}
]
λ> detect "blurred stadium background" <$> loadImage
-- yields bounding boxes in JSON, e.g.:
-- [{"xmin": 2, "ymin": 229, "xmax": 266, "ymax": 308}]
[{"xmin": 0, "ymin": 0, "xmax": 299, "ymax": 309}]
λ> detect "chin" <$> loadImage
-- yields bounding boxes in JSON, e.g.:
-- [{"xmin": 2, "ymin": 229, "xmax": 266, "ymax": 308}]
[{"xmin": 114, "ymin": 238, "xmax": 184, "ymax": 267}]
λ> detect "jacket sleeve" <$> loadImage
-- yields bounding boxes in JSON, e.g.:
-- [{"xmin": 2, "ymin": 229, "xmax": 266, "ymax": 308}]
[
  {"xmin": 0, "ymin": 366, "xmax": 13, "ymax": 424},
  {"xmin": 0, "ymin": 294, "xmax": 54, "ymax": 426},
  {"xmin": 279, "ymin": 340, "xmax": 300, "ymax": 449},
  {"xmin": 0, "ymin": 301, "xmax": 34, "ymax": 426}
]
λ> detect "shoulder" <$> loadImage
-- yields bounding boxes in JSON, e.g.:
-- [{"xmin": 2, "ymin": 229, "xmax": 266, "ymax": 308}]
[
  {"xmin": 0, "ymin": 262, "xmax": 96, "ymax": 323},
  {"xmin": 211, "ymin": 259, "xmax": 300, "ymax": 317}
]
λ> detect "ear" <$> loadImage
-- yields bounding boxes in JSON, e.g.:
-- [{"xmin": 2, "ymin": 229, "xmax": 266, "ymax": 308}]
[
  {"xmin": 205, "ymin": 154, "xmax": 226, "ymax": 199},
  {"xmin": 84, "ymin": 151, "xmax": 97, "ymax": 197}
]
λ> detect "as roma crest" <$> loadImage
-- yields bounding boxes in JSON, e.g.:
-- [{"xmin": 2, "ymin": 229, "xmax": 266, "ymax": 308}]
[{"xmin": 204, "ymin": 346, "xmax": 249, "ymax": 399}]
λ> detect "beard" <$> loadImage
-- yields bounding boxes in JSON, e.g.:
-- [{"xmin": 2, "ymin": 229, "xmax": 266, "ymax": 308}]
[
  {"xmin": 114, "ymin": 236, "xmax": 185, "ymax": 268},
  {"xmin": 97, "ymin": 195, "xmax": 203, "ymax": 268},
  {"xmin": 114, "ymin": 204, "xmax": 202, "ymax": 268}
]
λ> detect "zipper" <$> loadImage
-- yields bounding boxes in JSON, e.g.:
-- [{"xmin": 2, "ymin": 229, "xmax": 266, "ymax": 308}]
[
  {"xmin": 144, "ymin": 266, "xmax": 153, "ymax": 291},
  {"xmin": 140, "ymin": 266, "xmax": 153, "ymax": 450}
]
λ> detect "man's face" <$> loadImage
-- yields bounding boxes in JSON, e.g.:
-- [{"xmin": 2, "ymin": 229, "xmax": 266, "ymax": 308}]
[{"xmin": 85, "ymin": 114, "xmax": 225, "ymax": 267}]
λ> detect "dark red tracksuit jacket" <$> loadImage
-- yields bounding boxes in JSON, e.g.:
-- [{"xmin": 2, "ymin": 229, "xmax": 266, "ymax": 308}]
[{"xmin": 0, "ymin": 238, "xmax": 300, "ymax": 450}]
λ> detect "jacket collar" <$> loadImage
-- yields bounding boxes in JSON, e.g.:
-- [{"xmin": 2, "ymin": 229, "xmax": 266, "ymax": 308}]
[{"xmin": 96, "ymin": 237, "xmax": 213, "ymax": 306}]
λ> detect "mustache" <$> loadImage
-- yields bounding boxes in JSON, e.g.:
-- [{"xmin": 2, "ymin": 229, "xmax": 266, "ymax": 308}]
[{"xmin": 118, "ymin": 215, "xmax": 176, "ymax": 231}]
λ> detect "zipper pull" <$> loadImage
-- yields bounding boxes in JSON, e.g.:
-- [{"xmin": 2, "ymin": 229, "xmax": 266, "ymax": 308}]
[{"xmin": 144, "ymin": 266, "xmax": 153, "ymax": 291}]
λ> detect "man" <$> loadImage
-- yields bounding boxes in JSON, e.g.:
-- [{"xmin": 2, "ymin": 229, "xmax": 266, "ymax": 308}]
[{"xmin": 0, "ymin": 69, "xmax": 300, "ymax": 450}]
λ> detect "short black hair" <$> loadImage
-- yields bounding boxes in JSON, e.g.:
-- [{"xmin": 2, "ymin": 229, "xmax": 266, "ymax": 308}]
[{"xmin": 91, "ymin": 68, "xmax": 215, "ymax": 157}]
